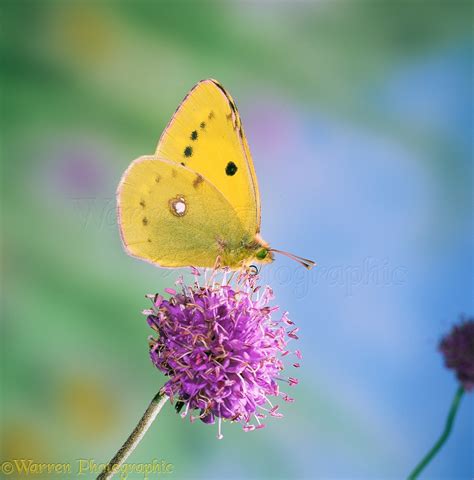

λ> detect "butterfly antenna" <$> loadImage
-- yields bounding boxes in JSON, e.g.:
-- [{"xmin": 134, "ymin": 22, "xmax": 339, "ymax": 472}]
[{"xmin": 269, "ymin": 248, "xmax": 316, "ymax": 270}]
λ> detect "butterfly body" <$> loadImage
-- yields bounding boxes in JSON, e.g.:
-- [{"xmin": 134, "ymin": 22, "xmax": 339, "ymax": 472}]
[
  {"xmin": 117, "ymin": 79, "xmax": 313, "ymax": 270},
  {"xmin": 220, "ymin": 234, "xmax": 274, "ymax": 270}
]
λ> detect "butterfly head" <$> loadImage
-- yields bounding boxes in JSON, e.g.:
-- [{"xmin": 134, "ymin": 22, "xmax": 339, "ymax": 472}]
[
  {"xmin": 249, "ymin": 235, "xmax": 315, "ymax": 270},
  {"xmin": 247, "ymin": 234, "xmax": 274, "ymax": 266},
  {"xmin": 244, "ymin": 236, "xmax": 315, "ymax": 270},
  {"xmin": 255, "ymin": 247, "xmax": 273, "ymax": 263}
]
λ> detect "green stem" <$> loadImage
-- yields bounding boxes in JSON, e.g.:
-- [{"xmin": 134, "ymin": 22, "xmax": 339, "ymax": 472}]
[
  {"xmin": 408, "ymin": 385, "xmax": 464, "ymax": 480},
  {"xmin": 97, "ymin": 389, "xmax": 169, "ymax": 480}
]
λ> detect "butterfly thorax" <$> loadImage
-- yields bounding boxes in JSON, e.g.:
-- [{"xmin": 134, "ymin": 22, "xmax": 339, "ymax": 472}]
[{"xmin": 219, "ymin": 234, "xmax": 274, "ymax": 269}]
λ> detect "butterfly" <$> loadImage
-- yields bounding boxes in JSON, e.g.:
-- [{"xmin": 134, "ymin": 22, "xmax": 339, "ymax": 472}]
[{"xmin": 117, "ymin": 79, "xmax": 314, "ymax": 270}]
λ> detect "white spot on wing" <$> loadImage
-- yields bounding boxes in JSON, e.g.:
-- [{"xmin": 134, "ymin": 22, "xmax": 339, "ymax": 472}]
[
  {"xmin": 169, "ymin": 195, "xmax": 187, "ymax": 217},
  {"xmin": 175, "ymin": 201, "xmax": 186, "ymax": 214}
]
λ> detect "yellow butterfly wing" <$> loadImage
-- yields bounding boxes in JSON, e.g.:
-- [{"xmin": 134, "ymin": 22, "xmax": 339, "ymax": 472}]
[
  {"xmin": 155, "ymin": 79, "xmax": 261, "ymax": 235},
  {"xmin": 117, "ymin": 156, "xmax": 250, "ymax": 268}
]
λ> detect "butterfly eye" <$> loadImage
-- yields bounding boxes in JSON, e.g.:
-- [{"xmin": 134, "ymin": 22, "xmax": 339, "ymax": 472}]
[{"xmin": 256, "ymin": 248, "xmax": 268, "ymax": 260}]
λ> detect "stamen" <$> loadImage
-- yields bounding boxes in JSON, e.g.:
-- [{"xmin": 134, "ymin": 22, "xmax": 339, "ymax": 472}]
[
  {"xmin": 180, "ymin": 403, "xmax": 190, "ymax": 418},
  {"xmin": 288, "ymin": 328, "xmax": 299, "ymax": 339},
  {"xmin": 270, "ymin": 405, "xmax": 283, "ymax": 418},
  {"xmin": 281, "ymin": 393, "xmax": 295, "ymax": 403},
  {"xmin": 253, "ymin": 414, "xmax": 266, "ymax": 429},
  {"xmin": 190, "ymin": 266, "xmax": 201, "ymax": 277},
  {"xmin": 288, "ymin": 377, "xmax": 299, "ymax": 387}
]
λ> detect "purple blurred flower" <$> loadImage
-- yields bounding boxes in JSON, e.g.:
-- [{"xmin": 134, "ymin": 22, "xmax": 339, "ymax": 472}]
[
  {"xmin": 144, "ymin": 270, "xmax": 300, "ymax": 438},
  {"xmin": 439, "ymin": 317, "xmax": 474, "ymax": 391},
  {"xmin": 45, "ymin": 143, "xmax": 108, "ymax": 196}
]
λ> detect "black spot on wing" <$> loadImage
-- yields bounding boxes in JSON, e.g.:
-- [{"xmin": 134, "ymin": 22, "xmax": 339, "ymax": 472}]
[
  {"xmin": 184, "ymin": 146, "xmax": 193, "ymax": 157},
  {"xmin": 225, "ymin": 162, "xmax": 238, "ymax": 176},
  {"xmin": 191, "ymin": 130, "xmax": 198, "ymax": 140},
  {"xmin": 142, "ymin": 217, "xmax": 148, "ymax": 226},
  {"xmin": 200, "ymin": 121, "xmax": 206, "ymax": 129}
]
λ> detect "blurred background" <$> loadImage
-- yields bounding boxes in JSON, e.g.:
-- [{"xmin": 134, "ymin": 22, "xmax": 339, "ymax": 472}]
[{"xmin": 1, "ymin": 1, "xmax": 472, "ymax": 479}]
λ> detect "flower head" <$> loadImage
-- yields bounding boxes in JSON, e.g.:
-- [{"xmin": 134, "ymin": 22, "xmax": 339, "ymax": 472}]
[
  {"xmin": 144, "ymin": 269, "xmax": 300, "ymax": 438},
  {"xmin": 439, "ymin": 316, "xmax": 474, "ymax": 391}
]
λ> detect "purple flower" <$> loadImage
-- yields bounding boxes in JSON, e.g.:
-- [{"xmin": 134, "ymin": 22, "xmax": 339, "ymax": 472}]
[
  {"xmin": 144, "ymin": 270, "xmax": 300, "ymax": 438},
  {"xmin": 439, "ymin": 317, "xmax": 474, "ymax": 391}
]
